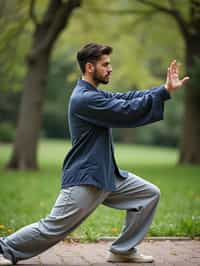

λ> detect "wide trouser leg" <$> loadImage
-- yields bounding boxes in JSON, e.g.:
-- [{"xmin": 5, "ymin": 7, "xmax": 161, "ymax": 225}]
[
  {"xmin": 0, "ymin": 186, "xmax": 108, "ymax": 264},
  {"xmin": 103, "ymin": 172, "xmax": 160, "ymax": 255}
]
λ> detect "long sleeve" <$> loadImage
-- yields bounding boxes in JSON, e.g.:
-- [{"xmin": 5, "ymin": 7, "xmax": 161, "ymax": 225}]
[
  {"xmin": 73, "ymin": 85, "xmax": 170, "ymax": 128},
  {"xmin": 101, "ymin": 85, "xmax": 170, "ymax": 101}
]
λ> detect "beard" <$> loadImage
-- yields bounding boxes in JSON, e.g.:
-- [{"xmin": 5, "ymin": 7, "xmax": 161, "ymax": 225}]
[{"xmin": 92, "ymin": 68, "xmax": 110, "ymax": 85}]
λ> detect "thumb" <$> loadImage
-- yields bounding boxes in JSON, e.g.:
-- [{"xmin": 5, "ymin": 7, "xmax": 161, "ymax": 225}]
[{"xmin": 181, "ymin": 76, "xmax": 190, "ymax": 85}]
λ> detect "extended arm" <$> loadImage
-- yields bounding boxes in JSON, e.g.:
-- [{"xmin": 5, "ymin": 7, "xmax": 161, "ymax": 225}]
[
  {"xmin": 74, "ymin": 60, "xmax": 189, "ymax": 128},
  {"xmin": 74, "ymin": 87, "xmax": 170, "ymax": 128},
  {"xmin": 101, "ymin": 59, "xmax": 189, "ymax": 100},
  {"xmin": 101, "ymin": 85, "xmax": 170, "ymax": 101}
]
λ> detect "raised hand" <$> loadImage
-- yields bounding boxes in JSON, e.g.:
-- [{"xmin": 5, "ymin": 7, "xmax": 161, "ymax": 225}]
[{"xmin": 165, "ymin": 60, "xmax": 190, "ymax": 92}]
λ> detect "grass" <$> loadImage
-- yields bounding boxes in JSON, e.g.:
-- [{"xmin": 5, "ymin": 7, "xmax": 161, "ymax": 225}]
[{"xmin": 0, "ymin": 139, "xmax": 200, "ymax": 240}]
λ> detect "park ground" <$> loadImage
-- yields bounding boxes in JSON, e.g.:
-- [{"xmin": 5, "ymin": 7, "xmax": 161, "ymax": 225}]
[
  {"xmin": 20, "ymin": 240, "xmax": 200, "ymax": 265},
  {"xmin": 0, "ymin": 140, "xmax": 200, "ymax": 239}
]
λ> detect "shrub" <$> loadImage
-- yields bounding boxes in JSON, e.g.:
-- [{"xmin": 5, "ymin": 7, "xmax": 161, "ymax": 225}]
[{"xmin": 0, "ymin": 122, "xmax": 15, "ymax": 142}]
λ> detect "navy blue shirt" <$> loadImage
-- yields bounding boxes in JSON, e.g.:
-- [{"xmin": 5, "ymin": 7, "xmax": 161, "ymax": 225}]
[{"xmin": 61, "ymin": 79, "xmax": 170, "ymax": 191}]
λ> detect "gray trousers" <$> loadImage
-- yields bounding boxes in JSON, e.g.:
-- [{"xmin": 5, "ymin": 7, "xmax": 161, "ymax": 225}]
[{"xmin": 0, "ymin": 173, "xmax": 160, "ymax": 264}]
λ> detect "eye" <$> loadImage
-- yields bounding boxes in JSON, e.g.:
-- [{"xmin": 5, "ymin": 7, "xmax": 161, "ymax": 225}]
[{"xmin": 103, "ymin": 62, "xmax": 110, "ymax": 67}]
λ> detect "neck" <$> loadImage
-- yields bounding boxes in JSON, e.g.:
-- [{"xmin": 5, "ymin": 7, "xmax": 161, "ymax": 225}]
[{"xmin": 82, "ymin": 74, "xmax": 98, "ymax": 88}]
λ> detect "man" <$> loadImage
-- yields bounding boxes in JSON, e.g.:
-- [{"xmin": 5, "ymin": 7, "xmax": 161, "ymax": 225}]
[{"xmin": 0, "ymin": 43, "xmax": 189, "ymax": 265}]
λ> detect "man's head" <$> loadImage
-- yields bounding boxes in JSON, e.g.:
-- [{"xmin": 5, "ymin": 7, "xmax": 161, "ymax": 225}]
[{"xmin": 77, "ymin": 43, "xmax": 113, "ymax": 85}]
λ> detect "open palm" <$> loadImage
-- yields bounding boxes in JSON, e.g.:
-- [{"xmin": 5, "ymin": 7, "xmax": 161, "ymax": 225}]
[{"xmin": 165, "ymin": 60, "xmax": 189, "ymax": 92}]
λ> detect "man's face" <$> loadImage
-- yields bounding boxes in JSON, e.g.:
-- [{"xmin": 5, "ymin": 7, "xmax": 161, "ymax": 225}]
[{"xmin": 92, "ymin": 55, "xmax": 112, "ymax": 85}]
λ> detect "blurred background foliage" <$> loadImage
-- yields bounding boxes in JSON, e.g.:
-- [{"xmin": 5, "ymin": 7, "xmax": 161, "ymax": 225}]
[{"xmin": 0, "ymin": 0, "xmax": 195, "ymax": 148}]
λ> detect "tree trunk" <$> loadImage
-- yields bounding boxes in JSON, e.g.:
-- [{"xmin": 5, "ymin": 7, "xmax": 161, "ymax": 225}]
[
  {"xmin": 179, "ymin": 36, "xmax": 200, "ymax": 164},
  {"xmin": 6, "ymin": 53, "xmax": 50, "ymax": 169},
  {"xmin": 6, "ymin": 0, "xmax": 81, "ymax": 170}
]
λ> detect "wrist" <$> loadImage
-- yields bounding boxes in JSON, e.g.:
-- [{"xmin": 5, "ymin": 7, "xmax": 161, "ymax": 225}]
[
  {"xmin": 158, "ymin": 85, "xmax": 171, "ymax": 100},
  {"xmin": 164, "ymin": 83, "xmax": 169, "ymax": 91},
  {"xmin": 163, "ymin": 84, "xmax": 171, "ymax": 99}
]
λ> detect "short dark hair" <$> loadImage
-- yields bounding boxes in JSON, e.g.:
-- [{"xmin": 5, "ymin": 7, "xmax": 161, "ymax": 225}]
[{"xmin": 77, "ymin": 43, "xmax": 113, "ymax": 73}]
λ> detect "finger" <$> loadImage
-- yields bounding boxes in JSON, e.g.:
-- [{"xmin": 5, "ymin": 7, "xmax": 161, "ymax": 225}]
[
  {"xmin": 168, "ymin": 60, "xmax": 176, "ymax": 79},
  {"xmin": 166, "ymin": 68, "xmax": 170, "ymax": 85},
  {"xmin": 169, "ymin": 62, "xmax": 174, "ymax": 78},
  {"xmin": 173, "ymin": 62, "xmax": 180, "ymax": 77},
  {"xmin": 172, "ymin": 60, "xmax": 177, "ymax": 74},
  {"xmin": 174, "ymin": 61, "xmax": 179, "ymax": 74},
  {"xmin": 169, "ymin": 60, "xmax": 175, "ymax": 75},
  {"xmin": 167, "ymin": 67, "xmax": 170, "ymax": 78},
  {"xmin": 166, "ymin": 66, "xmax": 171, "ymax": 82},
  {"xmin": 169, "ymin": 60, "xmax": 175, "ymax": 70},
  {"xmin": 181, "ymin": 76, "xmax": 190, "ymax": 85}
]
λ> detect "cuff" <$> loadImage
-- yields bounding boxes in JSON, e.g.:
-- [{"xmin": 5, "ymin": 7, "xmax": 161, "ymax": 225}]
[{"xmin": 151, "ymin": 85, "xmax": 171, "ymax": 101}]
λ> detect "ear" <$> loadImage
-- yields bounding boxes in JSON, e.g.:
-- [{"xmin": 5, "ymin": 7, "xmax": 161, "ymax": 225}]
[{"xmin": 85, "ymin": 62, "xmax": 94, "ymax": 73}]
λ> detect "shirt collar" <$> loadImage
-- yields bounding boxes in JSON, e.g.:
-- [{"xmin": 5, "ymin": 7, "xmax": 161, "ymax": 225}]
[{"xmin": 77, "ymin": 79, "xmax": 98, "ymax": 91}]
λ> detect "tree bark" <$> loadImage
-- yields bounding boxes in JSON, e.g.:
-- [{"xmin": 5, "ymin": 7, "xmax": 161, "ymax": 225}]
[
  {"xmin": 6, "ymin": 53, "xmax": 50, "ymax": 169},
  {"xmin": 7, "ymin": 0, "xmax": 81, "ymax": 170},
  {"xmin": 179, "ymin": 36, "xmax": 200, "ymax": 164},
  {"xmin": 139, "ymin": 0, "xmax": 200, "ymax": 164}
]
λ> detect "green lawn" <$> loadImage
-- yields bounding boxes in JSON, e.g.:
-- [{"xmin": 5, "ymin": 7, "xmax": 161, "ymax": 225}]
[{"xmin": 0, "ymin": 139, "xmax": 200, "ymax": 240}]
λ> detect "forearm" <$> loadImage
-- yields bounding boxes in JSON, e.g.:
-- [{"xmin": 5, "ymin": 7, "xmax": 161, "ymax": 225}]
[
  {"xmin": 75, "ymin": 89, "xmax": 170, "ymax": 128},
  {"xmin": 101, "ymin": 85, "xmax": 171, "ymax": 101}
]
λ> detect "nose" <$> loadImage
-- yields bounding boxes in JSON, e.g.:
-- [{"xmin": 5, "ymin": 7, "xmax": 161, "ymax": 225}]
[{"xmin": 108, "ymin": 65, "xmax": 112, "ymax": 73}]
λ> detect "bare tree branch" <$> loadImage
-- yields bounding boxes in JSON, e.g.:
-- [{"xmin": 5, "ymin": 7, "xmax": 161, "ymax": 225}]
[
  {"xmin": 168, "ymin": 0, "xmax": 176, "ymax": 9},
  {"xmin": 135, "ymin": 0, "xmax": 189, "ymax": 39},
  {"xmin": 190, "ymin": 0, "xmax": 200, "ymax": 33},
  {"xmin": 40, "ymin": 0, "xmax": 81, "ymax": 51},
  {"xmin": 86, "ymin": 8, "xmax": 155, "ymax": 16},
  {"xmin": 88, "ymin": 1, "xmax": 190, "ymax": 39},
  {"xmin": 28, "ymin": 0, "xmax": 81, "ymax": 60},
  {"xmin": 135, "ymin": 0, "xmax": 174, "ymax": 14},
  {"xmin": 29, "ymin": 0, "xmax": 39, "ymax": 27},
  {"xmin": 130, "ymin": 9, "xmax": 158, "ymax": 31}
]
